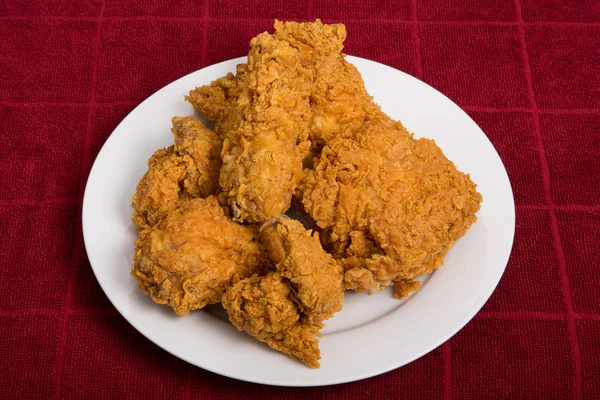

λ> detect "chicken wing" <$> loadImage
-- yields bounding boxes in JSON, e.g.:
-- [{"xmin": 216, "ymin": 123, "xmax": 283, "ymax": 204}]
[
  {"xmin": 222, "ymin": 272, "xmax": 322, "ymax": 368},
  {"xmin": 260, "ymin": 218, "xmax": 344, "ymax": 321},
  {"xmin": 132, "ymin": 196, "xmax": 264, "ymax": 316},
  {"xmin": 132, "ymin": 116, "xmax": 222, "ymax": 228}
]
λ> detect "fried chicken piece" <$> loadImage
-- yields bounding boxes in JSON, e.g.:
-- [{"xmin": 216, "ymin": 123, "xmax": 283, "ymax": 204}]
[
  {"xmin": 132, "ymin": 197, "xmax": 264, "ymax": 316},
  {"xmin": 215, "ymin": 29, "xmax": 317, "ymax": 223},
  {"xmin": 260, "ymin": 218, "xmax": 343, "ymax": 321},
  {"xmin": 298, "ymin": 120, "xmax": 482, "ymax": 293},
  {"xmin": 222, "ymin": 272, "xmax": 322, "ymax": 368},
  {"xmin": 221, "ymin": 217, "xmax": 345, "ymax": 368},
  {"xmin": 132, "ymin": 116, "xmax": 222, "ymax": 228},
  {"xmin": 253, "ymin": 20, "xmax": 368, "ymax": 145},
  {"xmin": 188, "ymin": 29, "xmax": 309, "ymax": 223},
  {"xmin": 187, "ymin": 20, "xmax": 350, "ymax": 223}
]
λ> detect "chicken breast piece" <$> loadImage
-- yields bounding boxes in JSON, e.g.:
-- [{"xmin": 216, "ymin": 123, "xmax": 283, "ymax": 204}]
[
  {"xmin": 298, "ymin": 120, "xmax": 482, "ymax": 293},
  {"xmin": 222, "ymin": 272, "xmax": 322, "ymax": 368},
  {"xmin": 132, "ymin": 197, "xmax": 264, "ymax": 316},
  {"xmin": 132, "ymin": 116, "xmax": 222, "ymax": 229}
]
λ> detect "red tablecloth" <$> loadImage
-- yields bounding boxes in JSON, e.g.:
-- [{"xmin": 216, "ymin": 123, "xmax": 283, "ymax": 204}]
[{"xmin": 2, "ymin": 0, "xmax": 599, "ymax": 398}]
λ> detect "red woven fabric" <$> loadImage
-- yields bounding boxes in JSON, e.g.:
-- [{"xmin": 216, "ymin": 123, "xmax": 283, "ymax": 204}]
[{"xmin": 1, "ymin": 0, "xmax": 599, "ymax": 398}]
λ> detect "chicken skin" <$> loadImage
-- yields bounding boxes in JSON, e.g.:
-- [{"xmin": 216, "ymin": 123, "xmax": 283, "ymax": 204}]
[
  {"xmin": 132, "ymin": 197, "xmax": 264, "ymax": 316},
  {"xmin": 298, "ymin": 119, "xmax": 482, "ymax": 294},
  {"xmin": 132, "ymin": 116, "xmax": 222, "ymax": 229},
  {"xmin": 260, "ymin": 218, "xmax": 344, "ymax": 321},
  {"xmin": 222, "ymin": 272, "xmax": 322, "ymax": 368}
]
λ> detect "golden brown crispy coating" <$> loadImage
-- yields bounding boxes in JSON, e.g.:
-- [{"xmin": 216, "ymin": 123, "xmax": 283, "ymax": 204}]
[
  {"xmin": 267, "ymin": 20, "xmax": 361, "ymax": 144},
  {"xmin": 298, "ymin": 120, "xmax": 482, "ymax": 293},
  {"xmin": 187, "ymin": 20, "xmax": 379, "ymax": 146},
  {"xmin": 132, "ymin": 197, "xmax": 264, "ymax": 316},
  {"xmin": 260, "ymin": 218, "xmax": 344, "ymax": 321},
  {"xmin": 132, "ymin": 116, "xmax": 222, "ymax": 228},
  {"xmin": 222, "ymin": 272, "xmax": 322, "ymax": 368}
]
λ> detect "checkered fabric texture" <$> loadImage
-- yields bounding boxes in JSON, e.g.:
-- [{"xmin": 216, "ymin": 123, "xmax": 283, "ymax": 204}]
[{"xmin": 1, "ymin": 0, "xmax": 599, "ymax": 398}]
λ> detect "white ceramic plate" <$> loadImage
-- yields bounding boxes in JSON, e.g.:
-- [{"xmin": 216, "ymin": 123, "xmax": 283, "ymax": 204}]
[{"xmin": 82, "ymin": 56, "xmax": 515, "ymax": 386}]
